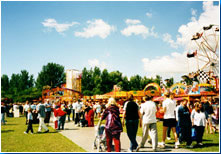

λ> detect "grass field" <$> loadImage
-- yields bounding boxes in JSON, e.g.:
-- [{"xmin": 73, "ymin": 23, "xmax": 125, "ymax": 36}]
[
  {"xmin": 136, "ymin": 120, "xmax": 219, "ymax": 152},
  {"xmin": 1, "ymin": 117, "xmax": 86, "ymax": 152},
  {"xmin": 1, "ymin": 117, "xmax": 219, "ymax": 152},
  {"xmin": 94, "ymin": 118, "xmax": 219, "ymax": 152}
]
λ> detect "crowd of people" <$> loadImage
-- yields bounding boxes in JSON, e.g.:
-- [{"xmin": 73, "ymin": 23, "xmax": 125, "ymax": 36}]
[
  {"xmin": 1, "ymin": 98, "xmax": 107, "ymax": 132},
  {"xmin": 97, "ymin": 92, "xmax": 219, "ymax": 152},
  {"xmin": 1, "ymin": 92, "xmax": 219, "ymax": 152}
]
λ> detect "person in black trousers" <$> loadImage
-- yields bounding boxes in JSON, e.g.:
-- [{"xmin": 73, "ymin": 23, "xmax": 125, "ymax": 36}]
[
  {"xmin": 24, "ymin": 108, "xmax": 34, "ymax": 134},
  {"xmin": 178, "ymin": 99, "xmax": 192, "ymax": 148},
  {"xmin": 122, "ymin": 94, "xmax": 140, "ymax": 152}
]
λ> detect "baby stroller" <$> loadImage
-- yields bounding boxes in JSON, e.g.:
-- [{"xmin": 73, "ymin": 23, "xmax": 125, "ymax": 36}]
[{"xmin": 93, "ymin": 119, "xmax": 106, "ymax": 152}]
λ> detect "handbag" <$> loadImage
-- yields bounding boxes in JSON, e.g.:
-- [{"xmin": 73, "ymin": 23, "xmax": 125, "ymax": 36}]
[{"xmin": 191, "ymin": 127, "xmax": 197, "ymax": 141}]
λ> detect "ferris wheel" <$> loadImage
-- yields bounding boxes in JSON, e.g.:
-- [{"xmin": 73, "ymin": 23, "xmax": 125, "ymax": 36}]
[{"xmin": 187, "ymin": 24, "xmax": 219, "ymax": 77}]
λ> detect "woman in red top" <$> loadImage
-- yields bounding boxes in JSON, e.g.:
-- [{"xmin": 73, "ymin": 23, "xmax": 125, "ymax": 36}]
[
  {"xmin": 88, "ymin": 107, "xmax": 94, "ymax": 127},
  {"xmin": 57, "ymin": 105, "xmax": 66, "ymax": 130}
]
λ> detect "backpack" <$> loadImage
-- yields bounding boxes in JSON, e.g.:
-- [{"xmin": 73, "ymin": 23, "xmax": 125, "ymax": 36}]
[{"xmin": 106, "ymin": 110, "xmax": 123, "ymax": 135}]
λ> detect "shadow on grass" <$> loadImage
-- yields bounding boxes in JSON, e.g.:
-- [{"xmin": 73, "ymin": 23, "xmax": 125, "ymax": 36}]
[
  {"xmin": 194, "ymin": 143, "xmax": 219, "ymax": 148},
  {"xmin": 202, "ymin": 139, "xmax": 213, "ymax": 141},
  {"xmin": 1, "ymin": 130, "xmax": 14, "ymax": 133},
  {"xmin": 36, "ymin": 132, "xmax": 58, "ymax": 134},
  {"xmin": 166, "ymin": 142, "xmax": 176, "ymax": 145}
]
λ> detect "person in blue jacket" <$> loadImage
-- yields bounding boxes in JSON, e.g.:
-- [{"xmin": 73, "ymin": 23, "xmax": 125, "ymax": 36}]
[{"xmin": 178, "ymin": 99, "xmax": 192, "ymax": 148}]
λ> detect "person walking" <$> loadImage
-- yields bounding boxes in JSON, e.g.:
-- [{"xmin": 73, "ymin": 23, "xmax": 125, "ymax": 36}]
[
  {"xmin": 44, "ymin": 100, "xmax": 52, "ymax": 126},
  {"xmin": 160, "ymin": 91, "xmax": 179, "ymax": 149},
  {"xmin": 37, "ymin": 100, "xmax": 49, "ymax": 133},
  {"xmin": 72, "ymin": 99, "xmax": 76, "ymax": 122},
  {"xmin": 67, "ymin": 101, "xmax": 72, "ymax": 122},
  {"xmin": 98, "ymin": 97, "xmax": 123, "ymax": 152},
  {"xmin": 24, "ymin": 101, "xmax": 30, "ymax": 124},
  {"xmin": 57, "ymin": 104, "xmax": 67, "ymax": 130},
  {"xmin": 136, "ymin": 95, "xmax": 158, "ymax": 152},
  {"xmin": 24, "ymin": 108, "xmax": 34, "ymax": 134},
  {"xmin": 1, "ymin": 102, "xmax": 6, "ymax": 125},
  {"xmin": 74, "ymin": 99, "xmax": 82, "ymax": 127},
  {"xmin": 87, "ymin": 106, "xmax": 94, "ymax": 127},
  {"xmin": 122, "ymin": 94, "xmax": 140, "ymax": 152},
  {"xmin": 202, "ymin": 97, "xmax": 214, "ymax": 134},
  {"xmin": 31, "ymin": 102, "xmax": 38, "ymax": 124},
  {"xmin": 178, "ymin": 99, "xmax": 192, "ymax": 148},
  {"xmin": 191, "ymin": 102, "xmax": 206, "ymax": 146}
]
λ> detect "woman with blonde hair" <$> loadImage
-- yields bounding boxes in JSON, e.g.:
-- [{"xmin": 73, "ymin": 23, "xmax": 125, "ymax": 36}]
[
  {"xmin": 191, "ymin": 102, "xmax": 206, "ymax": 146},
  {"xmin": 98, "ymin": 97, "xmax": 123, "ymax": 152}
]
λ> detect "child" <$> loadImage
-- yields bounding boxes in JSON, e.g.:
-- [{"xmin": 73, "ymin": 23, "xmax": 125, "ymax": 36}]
[{"xmin": 24, "ymin": 108, "xmax": 34, "ymax": 134}]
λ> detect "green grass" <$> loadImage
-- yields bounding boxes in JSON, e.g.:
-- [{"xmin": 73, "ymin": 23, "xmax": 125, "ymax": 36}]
[
  {"xmin": 136, "ymin": 120, "xmax": 219, "ymax": 152},
  {"xmin": 1, "ymin": 117, "xmax": 86, "ymax": 152},
  {"xmin": 5, "ymin": 116, "xmax": 216, "ymax": 152},
  {"xmin": 94, "ymin": 118, "xmax": 219, "ymax": 152}
]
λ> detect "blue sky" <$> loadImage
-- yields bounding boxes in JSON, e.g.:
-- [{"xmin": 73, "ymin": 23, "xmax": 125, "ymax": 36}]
[{"xmin": 1, "ymin": 1, "xmax": 220, "ymax": 82}]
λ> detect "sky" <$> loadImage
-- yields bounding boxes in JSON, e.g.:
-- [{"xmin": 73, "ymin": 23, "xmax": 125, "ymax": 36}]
[{"xmin": 1, "ymin": 1, "xmax": 220, "ymax": 83}]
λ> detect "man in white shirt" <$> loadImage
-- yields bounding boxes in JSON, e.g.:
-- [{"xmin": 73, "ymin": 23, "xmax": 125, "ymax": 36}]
[
  {"xmin": 136, "ymin": 95, "xmax": 158, "ymax": 152},
  {"xmin": 74, "ymin": 99, "xmax": 82, "ymax": 126},
  {"xmin": 72, "ymin": 99, "xmax": 76, "ymax": 121},
  {"xmin": 23, "ymin": 101, "xmax": 30, "ymax": 124},
  {"xmin": 161, "ymin": 91, "xmax": 179, "ymax": 149}
]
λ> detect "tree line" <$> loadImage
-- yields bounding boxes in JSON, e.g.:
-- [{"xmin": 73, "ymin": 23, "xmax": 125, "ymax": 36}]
[
  {"xmin": 1, "ymin": 62, "xmax": 174, "ymax": 102},
  {"xmin": 1, "ymin": 63, "xmax": 65, "ymax": 102},
  {"xmin": 81, "ymin": 67, "xmax": 173, "ymax": 96}
]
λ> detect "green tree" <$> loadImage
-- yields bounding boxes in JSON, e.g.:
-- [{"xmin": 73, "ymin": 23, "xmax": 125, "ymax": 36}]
[
  {"xmin": 1, "ymin": 74, "xmax": 10, "ymax": 91},
  {"xmin": 1, "ymin": 74, "xmax": 10, "ymax": 97},
  {"xmin": 92, "ymin": 67, "xmax": 102, "ymax": 95},
  {"xmin": 100, "ymin": 69, "xmax": 111, "ymax": 93},
  {"xmin": 9, "ymin": 73, "xmax": 20, "ymax": 95},
  {"xmin": 81, "ymin": 68, "xmax": 94, "ymax": 96},
  {"xmin": 4, "ymin": 70, "xmax": 35, "ymax": 101},
  {"xmin": 141, "ymin": 76, "xmax": 154, "ymax": 89},
  {"xmin": 109, "ymin": 71, "xmax": 123, "ymax": 86},
  {"xmin": 19, "ymin": 70, "xmax": 34, "ymax": 90},
  {"xmin": 129, "ymin": 75, "xmax": 142, "ymax": 90},
  {"xmin": 36, "ymin": 63, "xmax": 65, "ymax": 90},
  {"xmin": 120, "ymin": 76, "xmax": 130, "ymax": 91},
  {"xmin": 165, "ymin": 78, "xmax": 174, "ymax": 88},
  {"xmin": 154, "ymin": 75, "xmax": 161, "ymax": 85}
]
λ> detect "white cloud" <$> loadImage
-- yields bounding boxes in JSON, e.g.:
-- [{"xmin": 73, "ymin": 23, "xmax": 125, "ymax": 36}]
[
  {"xmin": 125, "ymin": 19, "xmax": 141, "ymax": 25},
  {"xmin": 88, "ymin": 59, "xmax": 107, "ymax": 70},
  {"xmin": 160, "ymin": 2, "xmax": 219, "ymax": 51},
  {"xmin": 142, "ymin": 51, "xmax": 201, "ymax": 81},
  {"xmin": 162, "ymin": 33, "xmax": 178, "ymax": 49},
  {"xmin": 146, "ymin": 12, "xmax": 152, "ymax": 18},
  {"xmin": 121, "ymin": 20, "xmax": 158, "ymax": 38},
  {"xmin": 121, "ymin": 25, "xmax": 149, "ymax": 38},
  {"xmin": 191, "ymin": 8, "xmax": 197, "ymax": 16},
  {"xmin": 75, "ymin": 19, "xmax": 115, "ymax": 39},
  {"xmin": 150, "ymin": 27, "xmax": 158, "ymax": 38},
  {"xmin": 42, "ymin": 18, "xmax": 78, "ymax": 34}
]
